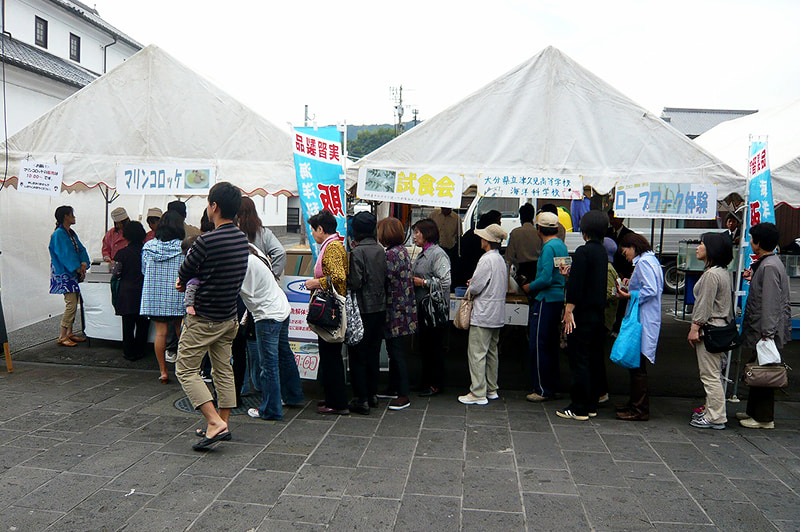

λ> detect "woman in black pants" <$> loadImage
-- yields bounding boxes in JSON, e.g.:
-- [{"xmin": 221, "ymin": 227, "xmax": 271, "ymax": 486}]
[
  {"xmin": 305, "ymin": 209, "xmax": 350, "ymax": 415},
  {"xmin": 112, "ymin": 221, "xmax": 149, "ymax": 361},
  {"xmin": 411, "ymin": 219, "xmax": 451, "ymax": 397}
]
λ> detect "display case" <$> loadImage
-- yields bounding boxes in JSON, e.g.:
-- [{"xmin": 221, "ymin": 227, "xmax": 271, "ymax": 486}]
[
  {"xmin": 780, "ymin": 254, "xmax": 800, "ymax": 278},
  {"xmin": 676, "ymin": 240, "xmax": 704, "ymax": 272}
]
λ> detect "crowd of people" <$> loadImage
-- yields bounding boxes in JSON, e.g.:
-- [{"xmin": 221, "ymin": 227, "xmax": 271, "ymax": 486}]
[{"xmin": 47, "ymin": 192, "xmax": 792, "ymax": 451}]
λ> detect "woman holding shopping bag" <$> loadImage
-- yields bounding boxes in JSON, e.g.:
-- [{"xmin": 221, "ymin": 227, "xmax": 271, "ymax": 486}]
[
  {"xmin": 738, "ymin": 222, "xmax": 791, "ymax": 429},
  {"xmin": 615, "ymin": 232, "xmax": 663, "ymax": 421}
]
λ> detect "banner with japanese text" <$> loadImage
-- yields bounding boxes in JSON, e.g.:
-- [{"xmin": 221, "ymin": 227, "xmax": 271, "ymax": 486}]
[
  {"xmin": 743, "ymin": 140, "xmax": 775, "ymax": 271},
  {"xmin": 18, "ymin": 161, "xmax": 63, "ymax": 196},
  {"xmin": 614, "ymin": 182, "xmax": 717, "ymax": 219},
  {"xmin": 478, "ymin": 173, "xmax": 583, "ymax": 200},
  {"xmin": 357, "ymin": 167, "xmax": 462, "ymax": 208},
  {"xmin": 116, "ymin": 164, "xmax": 216, "ymax": 195},
  {"xmin": 293, "ymin": 126, "xmax": 347, "ymax": 262}
]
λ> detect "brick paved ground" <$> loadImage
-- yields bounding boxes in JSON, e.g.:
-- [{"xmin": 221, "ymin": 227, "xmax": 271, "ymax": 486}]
[{"xmin": 1, "ymin": 362, "xmax": 799, "ymax": 531}]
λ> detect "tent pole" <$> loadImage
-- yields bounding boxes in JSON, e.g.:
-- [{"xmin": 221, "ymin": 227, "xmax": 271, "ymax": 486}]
[{"xmin": 726, "ymin": 136, "xmax": 752, "ymax": 402}]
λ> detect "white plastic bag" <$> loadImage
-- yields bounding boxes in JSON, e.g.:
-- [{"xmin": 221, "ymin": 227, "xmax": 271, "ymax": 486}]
[{"xmin": 756, "ymin": 338, "xmax": 781, "ymax": 365}]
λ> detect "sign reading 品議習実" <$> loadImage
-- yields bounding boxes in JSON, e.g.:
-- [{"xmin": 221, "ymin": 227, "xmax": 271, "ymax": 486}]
[
  {"xmin": 116, "ymin": 164, "xmax": 216, "ymax": 195},
  {"xmin": 614, "ymin": 182, "xmax": 717, "ymax": 219},
  {"xmin": 478, "ymin": 173, "xmax": 583, "ymax": 200},
  {"xmin": 18, "ymin": 161, "xmax": 64, "ymax": 196},
  {"xmin": 357, "ymin": 167, "xmax": 463, "ymax": 208}
]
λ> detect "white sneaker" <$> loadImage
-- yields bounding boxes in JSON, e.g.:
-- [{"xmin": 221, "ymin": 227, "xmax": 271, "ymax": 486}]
[
  {"xmin": 165, "ymin": 350, "xmax": 177, "ymax": 363},
  {"xmin": 458, "ymin": 392, "xmax": 488, "ymax": 405},
  {"xmin": 247, "ymin": 408, "xmax": 261, "ymax": 419},
  {"xmin": 739, "ymin": 418, "xmax": 774, "ymax": 429},
  {"xmin": 487, "ymin": 391, "xmax": 500, "ymax": 400}
]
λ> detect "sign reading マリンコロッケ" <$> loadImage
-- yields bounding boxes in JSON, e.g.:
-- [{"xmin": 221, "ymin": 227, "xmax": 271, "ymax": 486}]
[
  {"xmin": 116, "ymin": 164, "xmax": 216, "ymax": 195},
  {"xmin": 18, "ymin": 161, "xmax": 63, "ymax": 196},
  {"xmin": 357, "ymin": 167, "xmax": 463, "ymax": 208},
  {"xmin": 614, "ymin": 182, "xmax": 717, "ymax": 219},
  {"xmin": 478, "ymin": 173, "xmax": 583, "ymax": 199}
]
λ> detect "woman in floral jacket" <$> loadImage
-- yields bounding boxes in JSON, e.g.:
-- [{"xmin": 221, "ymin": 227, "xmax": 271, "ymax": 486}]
[{"xmin": 378, "ymin": 217, "xmax": 418, "ymax": 410}]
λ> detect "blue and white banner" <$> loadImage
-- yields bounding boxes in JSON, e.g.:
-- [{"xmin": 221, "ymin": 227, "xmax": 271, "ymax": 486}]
[
  {"xmin": 293, "ymin": 126, "xmax": 347, "ymax": 262},
  {"xmin": 614, "ymin": 182, "xmax": 717, "ymax": 219},
  {"xmin": 743, "ymin": 140, "xmax": 775, "ymax": 271}
]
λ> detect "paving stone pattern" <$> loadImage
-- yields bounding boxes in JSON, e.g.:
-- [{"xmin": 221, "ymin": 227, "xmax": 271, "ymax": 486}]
[{"xmin": 1, "ymin": 363, "xmax": 800, "ymax": 531}]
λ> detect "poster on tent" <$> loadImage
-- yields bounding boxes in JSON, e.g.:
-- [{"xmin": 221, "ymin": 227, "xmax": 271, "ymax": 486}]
[
  {"xmin": 357, "ymin": 167, "xmax": 463, "ymax": 208},
  {"xmin": 116, "ymin": 164, "xmax": 216, "ymax": 195},
  {"xmin": 613, "ymin": 182, "xmax": 717, "ymax": 219},
  {"xmin": 478, "ymin": 173, "xmax": 583, "ymax": 200},
  {"xmin": 742, "ymin": 139, "xmax": 775, "ymax": 271},
  {"xmin": 293, "ymin": 126, "xmax": 347, "ymax": 262},
  {"xmin": 281, "ymin": 275, "xmax": 319, "ymax": 380},
  {"xmin": 18, "ymin": 161, "xmax": 63, "ymax": 196}
]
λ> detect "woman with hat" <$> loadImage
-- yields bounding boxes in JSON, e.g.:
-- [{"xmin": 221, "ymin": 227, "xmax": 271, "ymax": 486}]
[
  {"xmin": 102, "ymin": 207, "xmax": 130, "ymax": 262},
  {"xmin": 458, "ymin": 223, "xmax": 509, "ymax": 405},
  {"xmin": 522, "ymin": 212, "xmax": 569, "ymax": 403},
  {"xmin": 144, "ymin": 207, "xmax": 162, "ymax": 242},
  {"xmin": 48, "ymin": 205, "xmax": 90, "ymax": 347}
]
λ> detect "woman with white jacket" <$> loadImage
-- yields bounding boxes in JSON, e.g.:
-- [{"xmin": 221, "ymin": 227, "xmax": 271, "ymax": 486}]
[{"xmin": 458, "ymin": 224, "xmax": 509, "ymax": 406}]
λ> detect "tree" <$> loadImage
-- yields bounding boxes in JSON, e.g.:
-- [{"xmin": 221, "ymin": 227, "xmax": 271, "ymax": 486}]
[{"xmin": 347, "ymin": 127, "xmax": 396, "ymax": 159}]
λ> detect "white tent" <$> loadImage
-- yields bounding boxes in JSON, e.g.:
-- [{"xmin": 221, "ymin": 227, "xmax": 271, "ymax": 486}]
[
  {"xmin": 0, "ymin": 45, "xmax": 296, "ymax": 331},
  {"xmin": 353, "ymin": 46, "xmax": 743, "ymax": 197},
  {"xmin": 695, "ymin": 99, "xmax": 800, "ymax": 207}
]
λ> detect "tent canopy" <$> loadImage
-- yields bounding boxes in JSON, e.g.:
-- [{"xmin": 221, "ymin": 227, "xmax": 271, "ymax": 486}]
[
  {"xmin": 1, "ymin": 45, "xmax": 296, "ymax": 196},
  {"xmin": 695, "ymin": 99, "xmax": 800, "ymax": 207},
  {"xmin": 353, "ymin": 46, "xmax": 743, "ymax": 197}
]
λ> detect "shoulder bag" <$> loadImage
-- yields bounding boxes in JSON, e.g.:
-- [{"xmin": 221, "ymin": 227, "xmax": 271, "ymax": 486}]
[
  {"xmin": 344, "ymin": 290, "xmax": 364, "ymax": 345},
  {"xmin": 743, "ymin": 362, "xmax": 790, "ymax": 388},
  {"xmin": 419, "ymin": 278, "xmax": 449, "ymax": 328},
  {"xmin": 702, "ymin": 321, "xmax": 741, "ymax": 353},
  {"xmin": 307, "ymin": 280, "xmax": 347, "ymax": 343},
  {"xmin": 454, "ymin": 278, "xmax": 489, "ymax": 330}
]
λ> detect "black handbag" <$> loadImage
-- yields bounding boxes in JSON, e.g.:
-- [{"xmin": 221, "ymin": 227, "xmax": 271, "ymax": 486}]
[
  {"xmin": 307, "ymin": 277, "xmax": 342, "ymax": 329},
  {"xmin": 419, "ymin": 282, "xmax": 449, "ymax": 328},
  {"xmin": 702, "ymin": 321, "xmax": 741, "ymax": 353}
]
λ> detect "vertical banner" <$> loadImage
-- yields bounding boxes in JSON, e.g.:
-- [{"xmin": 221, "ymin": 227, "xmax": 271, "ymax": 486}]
[
  {"xmin": 740, "ymin": 139, "xmax": 775, "ymax": 309},
  {"xmin": 293, "ymin": 126, "xmax": 347, "ymax": 262},
  {"xmin": 743, "ymin": 140, "xmax": 775, "ymax": 268}
]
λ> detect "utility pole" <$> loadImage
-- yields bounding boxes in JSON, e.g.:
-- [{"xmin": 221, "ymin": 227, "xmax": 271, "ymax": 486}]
[
  {"xmin": 304, "ymin": 105, "xmax": 315, "ymax": 127},
  {"xmin": 412, "ymin": 108, "xmax": 419, "ymax": 127},
  {"xmin": 390, "ymin": 85, "xmax": 404, "ymax": 137}
]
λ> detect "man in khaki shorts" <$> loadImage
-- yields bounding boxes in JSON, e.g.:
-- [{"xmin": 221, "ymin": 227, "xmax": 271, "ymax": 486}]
[{"xmin": 175, "ymin": 182, "xmax": 250, "ymax": 451}]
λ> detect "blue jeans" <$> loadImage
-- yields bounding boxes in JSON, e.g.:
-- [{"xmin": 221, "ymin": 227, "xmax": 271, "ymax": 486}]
[{"xmin": 249, "ymin": 317, "xmax": 305, "ymax": 420}]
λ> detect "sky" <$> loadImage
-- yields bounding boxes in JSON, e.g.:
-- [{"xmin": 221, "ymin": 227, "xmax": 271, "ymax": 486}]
[{"xmin": 94, "ymin": 0, "xmax": 800, "ymax": 129}]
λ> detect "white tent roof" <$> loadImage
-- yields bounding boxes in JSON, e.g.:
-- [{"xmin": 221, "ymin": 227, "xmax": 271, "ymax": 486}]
[
  {"xmin": 695, "ymin": 99, "xmax": 800, "ymax": 207},
  {"xmin": 353, "ymin": 46, "xmax": 742, "ymax": 197},
  {"xmin": 2, "ymin": 45, "xmax": 296, "ymax": 196}
]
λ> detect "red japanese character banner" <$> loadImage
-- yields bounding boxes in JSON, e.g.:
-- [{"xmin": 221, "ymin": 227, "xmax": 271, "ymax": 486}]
[
  {"xmin": 293, "ymin": 126, "xmax": 347, "ymax": 262},
  {"xmin": 356, "ymin": 167, "xmax": 463, "ymax": 208}
]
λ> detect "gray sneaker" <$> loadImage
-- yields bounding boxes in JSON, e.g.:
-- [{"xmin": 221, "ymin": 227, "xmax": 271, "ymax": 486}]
[
  {"xmin": 690, "ymin": 416, "xmax": 725, "ymax": 430},
  {"xmin": 165, "ymin": 350, "xmax": 177, "ymax": 363}
]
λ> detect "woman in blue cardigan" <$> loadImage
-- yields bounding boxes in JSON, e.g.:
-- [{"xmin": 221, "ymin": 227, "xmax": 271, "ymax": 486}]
[{"xmin": 48, "ymin": 205, "xmax": 90, "ymax": 347}]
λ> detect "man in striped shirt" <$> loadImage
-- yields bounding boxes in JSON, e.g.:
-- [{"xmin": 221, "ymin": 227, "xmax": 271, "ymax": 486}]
[{"xmin": 175, "ymin": 182, "xmax": 250, "ymax": 451}]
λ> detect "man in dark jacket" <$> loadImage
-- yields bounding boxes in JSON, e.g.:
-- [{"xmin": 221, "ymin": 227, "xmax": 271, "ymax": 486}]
[{"xmin": 347, "ymin": 211, "xmax": 388, "ymax": 415}]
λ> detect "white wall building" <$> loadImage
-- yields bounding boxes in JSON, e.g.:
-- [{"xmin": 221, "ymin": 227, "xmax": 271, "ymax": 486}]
[{"xmin": 1, "ymin": 0, "xmax": 142, "ymax": 136}]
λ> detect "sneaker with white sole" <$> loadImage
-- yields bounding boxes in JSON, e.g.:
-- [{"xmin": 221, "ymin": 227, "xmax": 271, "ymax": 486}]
[
  {"xmin": 458, "ymin": 392, "xmax": 488, "ymax": 405},
  {"xmin": 487, "ymin": 391, "xmax": 499, "ymax": 400},
  {"xmin": 247, "ymin": 408, "xmax": 261, "ymax": 419},
  {"xmin": 555, "ymin": 409, "xmax": 589, "ymax": 421},
  {"xmin": 597, "ymin": 393, "xmax": 610, "ymax": 404},
  {"xmin": 690, "ymin": 416, "xmax": 725, "ymax": 430},
  {"xmin": 388, "ymin": 396, "xmax": 411, "ymax": 410},
  {"xmin": 739, "ymin": 418, "xmax": 774, "ymax": 429},
  {"xmin": 165, "ymin": 350, "xmax": 177, "ymax": 363}
]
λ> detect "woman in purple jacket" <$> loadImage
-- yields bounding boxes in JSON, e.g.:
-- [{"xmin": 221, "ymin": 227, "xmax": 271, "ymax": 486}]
[{"xmin": 377, "ymin": 217, "xmax": 417, "ymax": 410}]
